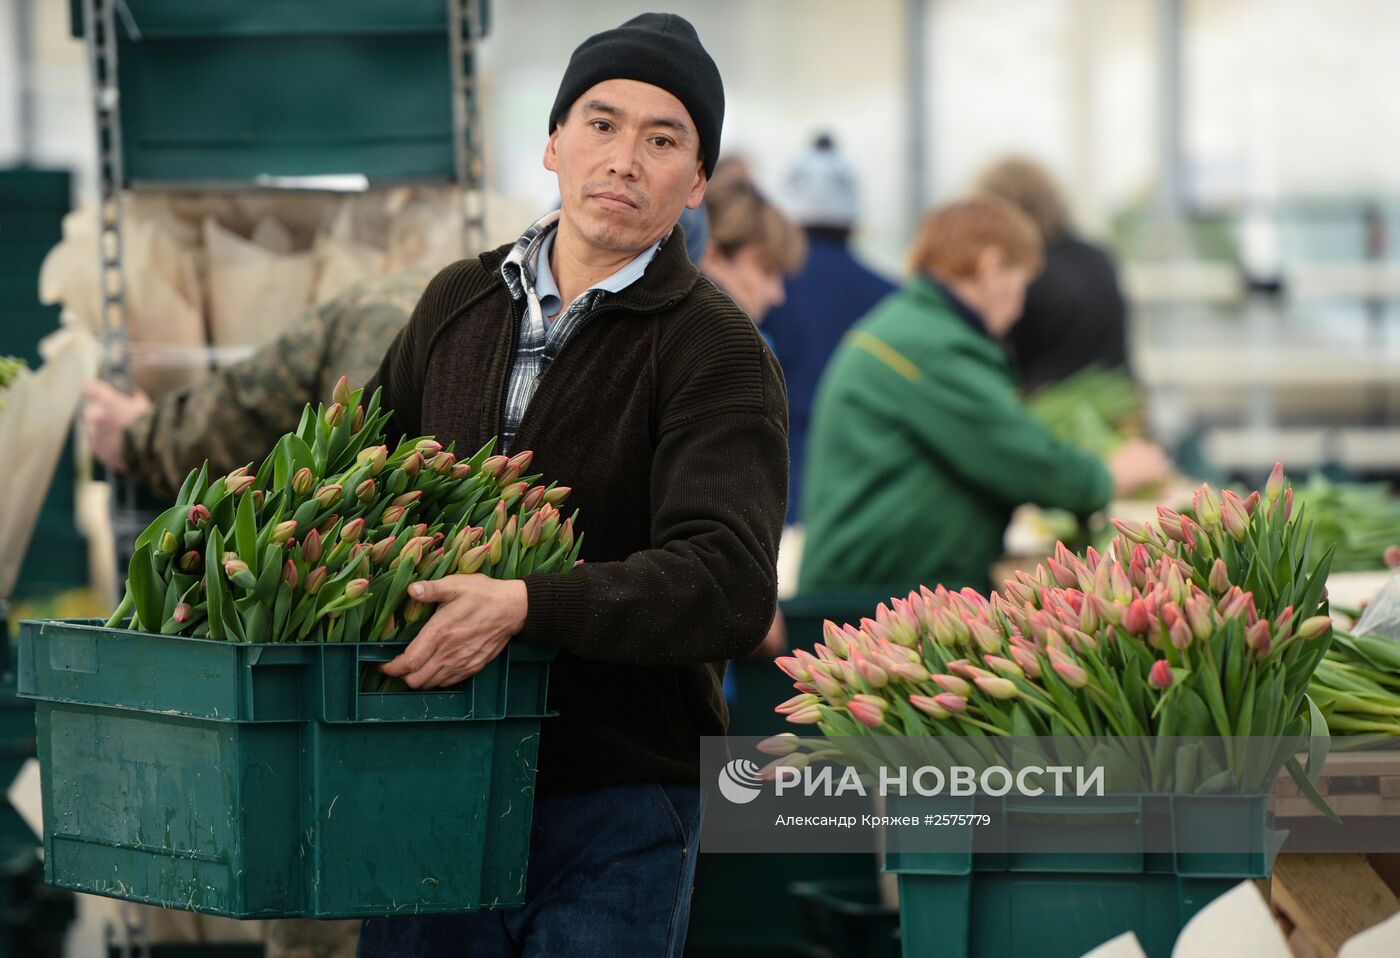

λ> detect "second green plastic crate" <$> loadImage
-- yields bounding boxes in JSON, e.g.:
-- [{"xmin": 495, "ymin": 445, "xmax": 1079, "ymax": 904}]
[
  {"xmin": 19, "ymin": 618, "xmax": 554, "ymax": 918},
  {"xmin": 885, "ymin": 793, "xmax": 1273, "ymax": 958}
]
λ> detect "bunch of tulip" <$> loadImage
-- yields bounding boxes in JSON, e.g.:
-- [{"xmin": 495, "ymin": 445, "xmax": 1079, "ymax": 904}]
[
  {"xmin": 770, "ymin": 463, "xmax": 1335, "ymax": 793},
  {"xmin": 107, "ymin": 377, "xmax": 583, "ymax": 658}
]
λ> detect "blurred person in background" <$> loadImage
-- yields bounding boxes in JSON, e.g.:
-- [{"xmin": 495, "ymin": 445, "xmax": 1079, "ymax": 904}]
[
  {"xmin": 765, "ymin": 133, "xmax": 896, "ymax": 525},
  {"xmin": 799, "ymin": 197, "xmax": 1168, "ymax": 597},
  {"xmin": 80, "ymin": 213, "xmax": 712, "ymax": 502},
  {"xmin": 699, "ymin": 177, "xmax": 806, "ymax": 331},
  {"xmin": 80, "ymin": 271, "xmax": 429, "ymax": 501},
  {"xmin": 974, "ymin": 156, "xmax": 1129, "ymax": 391},
  {"xmin": 699, "ymin": 176, "xmax": 805, "ymax": 658}
]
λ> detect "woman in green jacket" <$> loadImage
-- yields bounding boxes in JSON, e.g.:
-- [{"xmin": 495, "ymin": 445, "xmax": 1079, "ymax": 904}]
[{"xmin": 799, "ymin": 196, "xmax": 1166, "ymax": 597}]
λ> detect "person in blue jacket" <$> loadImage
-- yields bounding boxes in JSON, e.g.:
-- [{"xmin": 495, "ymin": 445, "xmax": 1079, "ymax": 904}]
[{"xmin": 762, "ymin": 134, "xmax": 896, "ymax": 525}]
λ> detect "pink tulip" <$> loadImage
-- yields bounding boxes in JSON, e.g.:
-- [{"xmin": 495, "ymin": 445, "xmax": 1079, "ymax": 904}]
[
  {"xmin": 1297, "ymin": 616, "xmax": 1331, "ymax": 642},
  {"xmin": 847, "ymin": 698, "xmax": 886, "ymax": 728},
  {"xmin": 931, "ymin": 673, "xmax": 972, "ymax": 697},
  {"xmin": 1148, "ymin": 660, "xmax": 1174, "ymax": 690},
  {"xmin": 974, "ymin": 676, "xmax": 1018, "ymax": 700},
  {"xmin": 908, "ymin": 695, "xmax": 950, "ymax": 720}
]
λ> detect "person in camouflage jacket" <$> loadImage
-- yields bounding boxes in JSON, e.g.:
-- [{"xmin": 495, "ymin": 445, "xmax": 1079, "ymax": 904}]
[{"xmin": 82, "ymin": 270, "xmax": 429, "ymax": 501}]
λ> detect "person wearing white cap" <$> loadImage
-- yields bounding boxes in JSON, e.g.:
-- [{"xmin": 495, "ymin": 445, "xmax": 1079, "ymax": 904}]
[{"xmin": 764, "ymin": 134, "xmax": 896, "ymax": 526}]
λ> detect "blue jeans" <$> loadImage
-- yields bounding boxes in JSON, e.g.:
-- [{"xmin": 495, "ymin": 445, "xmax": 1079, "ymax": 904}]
[{"xmin": 357, "ymin": 782, "xmax": 703, "ymax": 957}]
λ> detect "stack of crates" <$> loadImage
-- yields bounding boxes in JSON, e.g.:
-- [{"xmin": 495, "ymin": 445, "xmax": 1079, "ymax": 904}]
[{"xmin": 0, "ymin": 168, "xmax": 85, "ymax": 600}]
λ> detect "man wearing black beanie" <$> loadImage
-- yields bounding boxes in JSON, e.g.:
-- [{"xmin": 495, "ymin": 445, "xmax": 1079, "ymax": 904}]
[{"xmin": 356, "ymin": 13, "xmax": 787, "ymax": 958}]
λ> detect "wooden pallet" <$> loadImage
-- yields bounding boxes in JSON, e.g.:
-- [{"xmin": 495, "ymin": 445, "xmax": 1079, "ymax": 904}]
[{"xmin": 1273, "ymin": 751, "xmax": 1400, "ymax": 818}]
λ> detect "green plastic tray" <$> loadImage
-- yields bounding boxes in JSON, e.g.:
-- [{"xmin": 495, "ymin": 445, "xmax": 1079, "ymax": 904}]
[
  {"xmin": 18, "ymin": 619, "xmax": 554, "ymax": 918},
  {"xmin": 72, "ymin": 1, "xmax": 465, "ymax": 185}
]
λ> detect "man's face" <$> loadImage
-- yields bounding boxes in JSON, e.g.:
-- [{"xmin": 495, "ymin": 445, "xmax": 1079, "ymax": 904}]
[{"xmin": 545, "ymin": 79, "xmax": 708, "ymax": 255}]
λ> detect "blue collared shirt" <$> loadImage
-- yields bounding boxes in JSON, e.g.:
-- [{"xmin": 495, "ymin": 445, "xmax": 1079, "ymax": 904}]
[{"xmin": 532, "ymin": 228, "xmax": 660, "ymax": 332}]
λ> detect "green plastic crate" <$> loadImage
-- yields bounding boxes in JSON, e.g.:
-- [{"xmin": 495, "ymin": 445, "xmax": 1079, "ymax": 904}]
[
  {"xmin": 72, "ymin": 1, "xmax": 475, "ymax": 185},
  {"xmin": 18, "ymin": 618, "xmax": 554, "ymax": 918},
  {"xmin": 885, "ymin": 793, "xmax": 1273, "ymax": 958}
]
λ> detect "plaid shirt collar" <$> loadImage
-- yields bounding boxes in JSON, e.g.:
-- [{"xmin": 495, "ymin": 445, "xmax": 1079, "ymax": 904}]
[{"xmin": 496, "ymin": 211, "xmax": 661, "ymax": 451}]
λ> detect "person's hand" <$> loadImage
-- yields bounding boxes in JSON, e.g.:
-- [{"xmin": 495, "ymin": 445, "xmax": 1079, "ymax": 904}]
[
  {"xmin": 747, "ymin": 608, "xmax": 788, "ymax": 660},
  {"xmin": 1107, "ymin": 438, "xmax": 1171, "ymax": 498},
  {"xmin": 81, "ymin": 379, "xmax": 152, "ymax": 473},
  {"xmin": 380, "ymin": 575, "xmax": 529, "ymax": 689}
]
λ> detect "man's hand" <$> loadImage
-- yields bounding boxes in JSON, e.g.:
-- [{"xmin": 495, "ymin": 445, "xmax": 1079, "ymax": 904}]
[
  {"xmin": 380, "ymin": 575, "xmax": 529, "ymax": 689},
  {"xmin": 81, "ymin": 379, "xmax": 153, "ymax": 473}
]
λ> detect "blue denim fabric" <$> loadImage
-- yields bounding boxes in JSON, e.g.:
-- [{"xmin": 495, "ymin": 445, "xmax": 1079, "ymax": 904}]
[{"xmin": 357, "ymin": 782, "xmax": 703, "ymax": 957}]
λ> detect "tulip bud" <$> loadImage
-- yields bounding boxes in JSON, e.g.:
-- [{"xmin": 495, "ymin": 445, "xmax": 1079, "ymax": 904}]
[
  {"xmin": 1265, "ymin": 460, "xmax": 1286, "ymax": 504},
  {"xmin": 487, "ymin": 529, "xmax": 504, "ymax": 564},
  {"xmin": 155, "ymin": 529, "xmax": 179, "ymax": 556},
  {"xmin": 1156, "ymin": 506, "xmax": 1186, "ymax": 542},
  {"xmin": 344, "ymin": 578, "xmax": 369, "ymax": 600},
  {"xmin": 367, "ymin": 536, "xmax": 396, "ymax": 565},
  {"xmin": 339, "ymin": 517, "xmax": 366, "ymax": 544},
  {"xmin": 331, "ymin": 375, "xmax": 352, "ymax": 407},
  {"xmin": 428, "ymin": 451, "xmax": 455, "ymax": 476},
  {"xmin": 520, "ymin": 485, "xmax": 547, "ymax": 513},
  {"xmin": 314, "ymin": 484, "xmax": 343, "ymax": 508},
  {"xmin": 1185, "ymin": 594, "xmax": 1214, "ymax": 641},
  {"xmin": 300, "ymin": 528, "xmax": 323, "ymax": 564},
  {"xmin": 390, "ymin": 491, "xmax": 421, "ymax": 510},
  {"xmin": 982, "ymin": 654, "xmax": 1023, "ymax": 679},
  {"xmin": 304, "ymin": 565, "xmax": 328, "ymax": 595},
  {"xmin": 188, "ymin": 504, "xmax": 211, "ymax": 527},
  {"xmin": 481, "ymin": 455, "xmax": 508, "ymax": 478},
  {"xmin": 1112, "ymin": 518, "xmax": 1152, "ymax": 545},
  {"xmin": 1148, "ymin": 660, "xmax": 1174, "ymax": 690},
  {"xmin": 455, "ymin": 543, "xmax": 489, "ymax": 575},
  {"xmin": 226, "ymin": 474, "xmax": 255, "ymax": 497},
  {"xmin": 1207, "ymin": 558, "xmax": 1229, "ymax": 595},
  {"xmin": 1193, "ymin": 483, "xmax": 1222, "ymax": 530},
  {"xmin": 174, "ymin": 549, "xmax": 201, "ymax": 573},
  {"xmin": 264, "ymin": 520, "xmax": 295, "ymax": 546},
  {"xmin": 543, "ymin": 485, "xmax": 572, "ymax": 506},
  {"xmin": 400, "ymin": 598, "xmax": 426, "ymax": 623},
  {"xmin": 1169, "ymin": 616, "xmax": 1192, "ymax": 650},
  {"xmin": 1297, "ymin": 616, "xmax": 1331, "ymax": 642},
  {"xmin": 785, "ymin": 706, "xmax": 823, "ymax": 725},
  {"xmin": 847, "ymin": 698, "xmax": 886, "ymax": 728},
  {"xmin": 776, "ymin": 657, "xmax": 812, "ymax": 684},
  {"xmin": 519, "ymin": 511, "xmax": 544, "ymax": 548},
  {"xmin": 411, "ymin": 439, "xmax": 442, "ymax": 458},
  {"xmin": 974, "ymin": 676, "xmax": 1018, "ymax": 700},
  {"xmin": 281, "ymin": 558, "xmax": 299, "ymax": 589},
  {"xmin": 1221, "ymin": 490, "xmax": 1250, "ymax": 542},
  {"xmin": 1008, "ymin": 644, "xmax": 1042, "ymax": 678},
  {"xmin": 501, "ymin": 480, "xmax": 529, "ymax": 504},
  {"xmin": 757, "ymin": 733, "xmax": 802, "ymax": 756},
  {"xmin": 776, "ymin": 691, "xmax": 819, "ymax": 713},
  {"xmin": 324, "ymin": 402, "xmax": 345, "ymax": 428},
  {"xmin": 227, "ymin": 465, "xmax": 251, "ymax": 480},
  {"xmin": 965, "ymin": 617, "xmax": 1002, "ymax": 654},
  {"xmin": 1245, "ymin": 619, "xmax": 1272, "ymax": 657},
  {"xmin": 223, "ymin": 558, "xmax": 256, "ymax": 590},
  {"xmin": 288, "ymin": 467, "xmax": 313, "ymax": 496},
  {"xmin": 1123, "ymin": 599, "xmax": 1151, "ymax": 635},
  {"xmin": 169, "ymin": 602, "xmax": 193, "ymax": 625},
  {"xmin": 908, "ymin": 695, "xmax": 950, "ymax": 720},
  {"xmin": 1109, "ymin": 564, "xmax": 1133, "ymax": 605},
  {"xmin": 1244, "ymin": 490, "xmax": 1260, "ymax": 516},
  {"xmin": 857, "ymin": 658, "xmax": 889, "ymax": 689},
  {"xmin": 1051, "ymin": 658, "xmax": 1089, "ymax": 688},
  {"xmin": 401, "ymin": 452, "xmax": 425, "ymax": 478},
  {"xmin": 351, "ymin": 405, "xmax": 365, "ymax": 432}
]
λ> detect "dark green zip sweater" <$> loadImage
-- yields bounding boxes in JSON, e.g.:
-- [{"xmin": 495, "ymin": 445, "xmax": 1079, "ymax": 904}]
[{"xmin": 368, "ymin": 225, "xmax": 788, "ymax": 791}]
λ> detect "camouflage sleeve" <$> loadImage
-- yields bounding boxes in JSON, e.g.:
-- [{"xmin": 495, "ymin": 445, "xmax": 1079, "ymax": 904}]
[{"xmin": 121, "ymin": 305, "xmax": 332, "ymax": 501}]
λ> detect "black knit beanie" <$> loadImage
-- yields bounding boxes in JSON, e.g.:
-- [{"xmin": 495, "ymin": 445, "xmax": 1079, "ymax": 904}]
[{"xmin": 549, "ymin": 13, "xmax": 724, "ymax": 177}]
